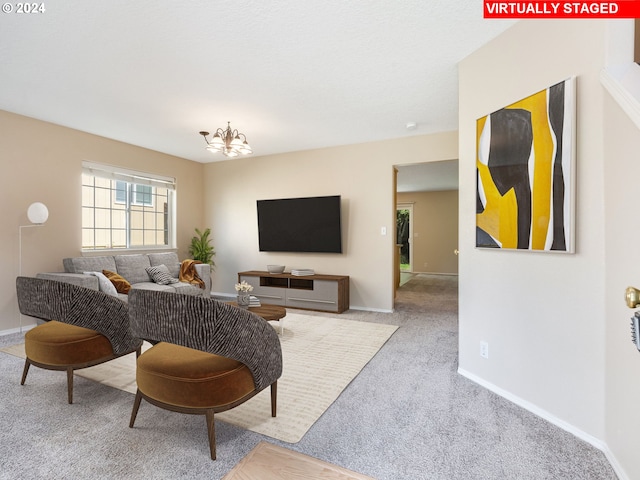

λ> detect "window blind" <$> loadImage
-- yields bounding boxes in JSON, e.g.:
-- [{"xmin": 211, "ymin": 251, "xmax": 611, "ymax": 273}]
[{"xmin": 82, "ymin": 161, "xmax": 176, "ymax": 191}]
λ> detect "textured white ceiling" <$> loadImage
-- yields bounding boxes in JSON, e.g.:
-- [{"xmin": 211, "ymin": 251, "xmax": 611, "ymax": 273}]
[
  {"xmin": 0, "ymin": 1, "xmax": 515, "ymax": 168},
  {"xmin": 397, "ymin": 160, "xmax": 459, "ymax": 193}
]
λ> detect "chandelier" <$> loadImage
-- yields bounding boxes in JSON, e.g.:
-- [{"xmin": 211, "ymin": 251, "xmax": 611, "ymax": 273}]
[{"xmin": 198, "ymin": 122, "xmax": 252, "ymax": 158}]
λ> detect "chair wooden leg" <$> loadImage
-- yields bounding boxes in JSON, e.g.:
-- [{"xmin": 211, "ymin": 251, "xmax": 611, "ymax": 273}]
[
  {"xmin": 129, "ymin": 389, "xmax": 143, "ymax": 428},
  {"xmin": 271, "ymin": 381, "xmax": 277, "ymax": 417},
  {"xmin": 20, "ymin": 359, "xmax": 31, "ymax": 385},
  {"xmin": 66, "ymin": 367, "xmax": 74, "ymax": 404},
  {"xmin": 205, "ymin": 409, "xmax": 216, "ymax": 460}
]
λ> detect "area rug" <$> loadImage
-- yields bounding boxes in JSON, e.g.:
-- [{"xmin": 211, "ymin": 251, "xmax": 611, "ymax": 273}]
[
  {"xmin": 221, "ymin": 441, "xmax": 376, "ymax": 480},
  {"xmin": 1, "ymin": 313, "xmax": 397, "ymax": 443}
]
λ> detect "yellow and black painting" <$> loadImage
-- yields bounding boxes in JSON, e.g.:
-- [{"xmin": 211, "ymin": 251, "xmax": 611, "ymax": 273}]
[{"xmin": 476, "ymin": 78, "xmax": 574, "ymax": 252}]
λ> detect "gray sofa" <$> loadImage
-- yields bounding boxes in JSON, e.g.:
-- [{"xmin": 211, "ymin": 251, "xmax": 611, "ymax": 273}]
[{"xmin": 36, "ymin": 252, "xmax": 211, "ymax": 301}]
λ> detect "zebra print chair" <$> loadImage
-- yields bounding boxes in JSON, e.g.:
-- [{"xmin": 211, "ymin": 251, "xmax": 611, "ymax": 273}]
[
  {"xmin": 127, "ymin": 288, "xmax": 283, "ymax": 460},
  {"xmin": 15, "ymin": 276, "xmax": 143, "ymax": 404}
]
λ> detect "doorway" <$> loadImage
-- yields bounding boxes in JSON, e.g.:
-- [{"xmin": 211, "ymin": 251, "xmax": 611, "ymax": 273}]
[
  {"xmin": 394, "ymin": 160, "xmax": 459, "ymax": 303},
  {"xmin": 396, "ymin": 203, "xmax": 413, "ymax": 272}
]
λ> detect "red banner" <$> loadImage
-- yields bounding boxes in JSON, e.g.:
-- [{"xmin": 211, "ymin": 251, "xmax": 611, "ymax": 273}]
[{"xmin": 484, "ymin": 1, "xmax": 640, "ymax": 18}]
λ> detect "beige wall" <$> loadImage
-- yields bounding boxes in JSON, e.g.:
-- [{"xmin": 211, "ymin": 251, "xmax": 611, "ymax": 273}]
[
  {"xmin": 396, "ymin": 190, "xmax": 458, "ymax": 275},
  {"xmin": 459, "ymin": 19, "xmax": 607, "ymax": 450},
  {"xmin": 1, "ymin": 110, "xmax": 205, "ymax": 331},
  {"xmin": 1, "ymin": 109, "xmax": 456, "ymax": 324},
  {"xmin": 203, "ymin": 132, "xmax": 458, "ymax": 311}
]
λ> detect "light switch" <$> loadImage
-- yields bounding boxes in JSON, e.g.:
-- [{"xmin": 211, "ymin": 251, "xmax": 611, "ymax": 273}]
[{"xmin": 381, "ymin": 227, "xmax": 387, "ymax": 235}]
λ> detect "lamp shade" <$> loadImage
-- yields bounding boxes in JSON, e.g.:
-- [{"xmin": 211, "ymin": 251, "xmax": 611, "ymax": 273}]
[{"xmin": 27, "ymin": 202, "xmax": 49, "ymax": 224}]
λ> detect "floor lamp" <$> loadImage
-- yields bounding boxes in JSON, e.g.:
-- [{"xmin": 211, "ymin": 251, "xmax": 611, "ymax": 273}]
[{"xmin": 18, "ymin": 202, "xmax": 49, "ymax": 333}]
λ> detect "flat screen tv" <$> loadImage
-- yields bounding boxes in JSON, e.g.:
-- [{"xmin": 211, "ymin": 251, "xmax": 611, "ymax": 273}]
[{"xmin": 257, "ymin": 195, "xmax": 342, "ymax": 253}]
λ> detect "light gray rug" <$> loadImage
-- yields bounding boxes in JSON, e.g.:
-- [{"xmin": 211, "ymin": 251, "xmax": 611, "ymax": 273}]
[{"xmin": 0, "ymin": 275, "xmax": 618, "ymax": 480}]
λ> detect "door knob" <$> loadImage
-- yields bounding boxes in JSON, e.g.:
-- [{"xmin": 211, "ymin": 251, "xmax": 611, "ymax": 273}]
[
  {"xmin": 625, "ymin": 286, "xmax": 640, "ymax": 308},
  {"xmin": 454, "ymin": 249, "xmax": 459, "ymax": 255},
  {"xmin": 624, "ymin": 287, "xmax": 640, "ymax": 352}
]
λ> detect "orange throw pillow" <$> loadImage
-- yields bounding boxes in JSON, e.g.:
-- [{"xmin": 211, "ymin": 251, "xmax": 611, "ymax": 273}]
[{"xmin": 102, "ymin": 269, "xmax": 131, "ymax": 294}]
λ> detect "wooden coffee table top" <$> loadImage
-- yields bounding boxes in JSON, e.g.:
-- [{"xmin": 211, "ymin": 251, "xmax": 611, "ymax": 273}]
[{"xmin": 228, "ymin": 302, "xmax": 286, "ymax": 321}]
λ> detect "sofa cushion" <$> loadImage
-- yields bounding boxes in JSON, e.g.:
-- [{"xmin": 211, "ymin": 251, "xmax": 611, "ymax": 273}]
[
  {"xmin": 172, "ymin": 282, "xmax": 206, "ymax": 296},
  {"xmin": 148, "ymin": 252, "xmax": 181, "ymax": 278},
  {"xmin": 84, "ymin": 271, "xmax": 118, "ymax": 296},
  {"xmin": 103, "ymin": 270, "xmax": 132, "ymax": 294},
  {"xmin": 146, "ymin": 265, "xmax": 180, "ymax": 285},
  {"xmin": 131, "ymin": 281, "xmax": 202, "ymax": 296},
  {"xmin": 64, "ymin": 256, "xmax": 117, "ymax": 274},
  {"xmin": 114, "ymin": 255, "xmax": 151, "ymax": 284},
  {"xmin": 130, "ymin": 282, "xmax": 176, "ymax": 293}
]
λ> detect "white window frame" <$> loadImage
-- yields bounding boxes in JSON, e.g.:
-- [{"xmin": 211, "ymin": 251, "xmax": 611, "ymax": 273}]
[
  {"xmin": 114, "ymin": 181, "xmax": 154, "ymax": 207},
  {"xmin": 82, "ymin": 161, "xmax": 177, "ymax": 252}
]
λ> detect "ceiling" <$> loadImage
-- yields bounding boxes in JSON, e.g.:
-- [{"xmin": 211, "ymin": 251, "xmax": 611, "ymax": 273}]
[
  {"xmin": 1, "ymin": 1, "xmax": 514, "ymax": 192},
  {"xmin": 397, "ymin": 160, "xmax": 459, "ymax": 193}
]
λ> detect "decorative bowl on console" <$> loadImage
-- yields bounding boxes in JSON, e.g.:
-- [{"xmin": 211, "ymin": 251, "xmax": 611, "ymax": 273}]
[{"xmin": 267, "ymin": 265, "xmax": 285, "ymax": 274}]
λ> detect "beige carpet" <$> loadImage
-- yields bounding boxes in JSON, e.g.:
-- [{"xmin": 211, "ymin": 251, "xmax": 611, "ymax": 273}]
[
  {"xmin": 222, "ymin": 441, "xmax": 376, "ymax": 480},
  {"xmin": 1, "ymin": 313, "xmax": 397, "ymax": 444}
]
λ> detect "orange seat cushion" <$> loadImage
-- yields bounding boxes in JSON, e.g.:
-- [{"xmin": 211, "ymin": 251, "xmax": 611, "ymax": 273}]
[
  {"xmin": 136, "ymin": 342, "xmax": 255, "ymax": 409},
  {"xmin": 25, "ymin": 320, "xmax": 114, "ymax": 366}
]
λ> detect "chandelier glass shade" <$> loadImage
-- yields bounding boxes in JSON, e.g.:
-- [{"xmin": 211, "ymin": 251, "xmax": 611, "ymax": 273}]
[{"xmin": 199, "ymin": 122, "xmax": 252, "ymax": 157}]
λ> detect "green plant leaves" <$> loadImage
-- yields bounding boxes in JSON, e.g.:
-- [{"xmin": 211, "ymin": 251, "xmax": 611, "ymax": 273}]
[{"xmin": 189, "ymin": 227, "xmax": 215, "ymax": 266}]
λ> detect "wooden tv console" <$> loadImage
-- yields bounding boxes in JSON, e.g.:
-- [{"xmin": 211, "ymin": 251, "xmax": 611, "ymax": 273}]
[{"xmin": 237, "ymin": 271, "xmax": 349, "ymax": 313}]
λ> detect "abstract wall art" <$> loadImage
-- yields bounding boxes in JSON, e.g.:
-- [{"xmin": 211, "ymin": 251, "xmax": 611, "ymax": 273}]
[{"xmin": 476, "ymin": 77, "xmax": 576, "ymax": 252}]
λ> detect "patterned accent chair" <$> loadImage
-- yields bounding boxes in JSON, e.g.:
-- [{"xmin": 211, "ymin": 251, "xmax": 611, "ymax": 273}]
[
  {"xmin": 127, "ymin": 289, "xmax": 283, "ymax": 460},
  {"xmin": 15, "ymin": 276, "xmax": 143, "ymax": 404}
]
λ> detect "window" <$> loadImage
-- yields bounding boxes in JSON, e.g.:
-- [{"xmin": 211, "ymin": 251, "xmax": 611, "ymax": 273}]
[
  {"xmin": 114, "ymin": 181, "xmax": 153, "ymax": 206},
  {"xmin": 82, "ymin": 162, "xmax": 176, "ymax": 251},
  {"xmin": 133, "ymin": 184, "xmax": 153, "ymax": 206}
]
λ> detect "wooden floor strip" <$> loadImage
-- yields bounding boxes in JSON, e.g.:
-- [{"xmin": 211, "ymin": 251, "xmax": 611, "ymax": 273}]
[{"xmin": 222, "ymin": 441, "xmax": 376, "ymax": 480}]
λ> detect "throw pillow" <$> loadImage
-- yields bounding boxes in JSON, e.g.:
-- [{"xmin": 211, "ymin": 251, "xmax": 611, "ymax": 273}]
[
  {"xmin": 84, "ymin": 271, "xmax": 118, "ymax": 296},
  {"xmin": 102, "ymin": 269, "xmax": 132, "ymax": 294},
  {"xmin": 146, "ymin": 264, "xmax": 179, "ymax": 285}
]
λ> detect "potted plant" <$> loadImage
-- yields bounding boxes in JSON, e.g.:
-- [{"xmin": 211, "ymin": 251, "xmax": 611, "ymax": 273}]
[{"xmin": 189, "ymin": 227, "xmax": 215, "ymax": 267}]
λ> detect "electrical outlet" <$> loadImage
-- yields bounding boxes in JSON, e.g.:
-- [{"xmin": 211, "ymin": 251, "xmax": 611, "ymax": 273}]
[{"xmin": 480, "ymin": 341, "xmax": 489, "ymax": 359}]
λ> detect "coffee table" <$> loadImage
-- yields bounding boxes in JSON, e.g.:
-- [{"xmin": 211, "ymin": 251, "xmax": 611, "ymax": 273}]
[{"xmin": 228, "ymin": 302, "xmax": 286, "ymax": 334}]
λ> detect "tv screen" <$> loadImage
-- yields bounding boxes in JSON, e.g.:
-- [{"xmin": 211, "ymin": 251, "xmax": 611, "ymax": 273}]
[{"xmin": 257, "ymin": 195, "xmax": 342, "ymax": 253}]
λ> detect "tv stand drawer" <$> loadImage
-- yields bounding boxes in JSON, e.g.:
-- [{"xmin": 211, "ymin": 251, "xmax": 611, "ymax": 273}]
[
  {"xmin": 287, "ymin": 280, "xmax": 336, "ymax": 300},
  {"xmin": 286, "ymin": 296, "xmax": 339, "ymax": 312},
  {"xmin": 253, "ymin": 292, "xmax": 286, "ymax": 306}
]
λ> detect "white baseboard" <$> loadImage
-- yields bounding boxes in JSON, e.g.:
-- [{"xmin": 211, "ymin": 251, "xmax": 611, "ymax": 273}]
[
  {"xmin": 410, "ymin": 271, "xmax": 459, "ymax": 276},
  {"xmin": 601, "ymin": 446, "xmax": 630, "ymax": 480},
  {"xmin": 349, "ymin": 305, "xmax": 393, "ymax": 313},
  {"xmin": 0, "ymin": 326, "xmax": 23, "ymax": 336},
  {"xmin": 457, "ymin": 367, "xmax": 629, "ymax": 480},
  {"xmin": 210, "ymin": 291, "xmax": 234, "ymax": 300},
  {"xmin": 0, "ymin": 323, "xmax": 36, "ymax": 337},
  {"xmin": 458, "ymin": 367, "xmax": 603, "ymax": 447}
]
